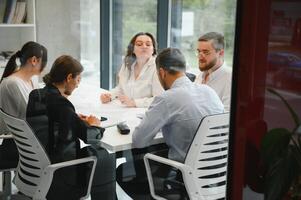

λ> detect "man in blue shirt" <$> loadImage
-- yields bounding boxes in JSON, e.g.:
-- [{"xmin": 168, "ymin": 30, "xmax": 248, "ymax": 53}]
[
  {"xmin": 132, "ymin": 47, "xmax": 224, "ymax": 162},
  {"xmin": 118, "ymin": 48, "xmax": 224, "ymax": 198}
]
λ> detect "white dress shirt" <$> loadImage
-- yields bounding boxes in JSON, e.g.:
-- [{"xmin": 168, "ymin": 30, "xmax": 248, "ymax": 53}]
[
  {"xmin": 110, "ymin": 56, "xmax": 163, "ymax": 108},
  {"xmin": 195, "ymin": 64, "xmax": 232, "ymax": 111},
  {"xmin": 132, "ymin": 76, "xmax": 224, "ymax": 162}
]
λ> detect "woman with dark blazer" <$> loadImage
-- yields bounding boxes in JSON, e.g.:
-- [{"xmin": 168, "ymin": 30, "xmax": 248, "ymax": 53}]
[{"xmin": 26, "ymin": 55, "xmax": 115, "ymax": 200}]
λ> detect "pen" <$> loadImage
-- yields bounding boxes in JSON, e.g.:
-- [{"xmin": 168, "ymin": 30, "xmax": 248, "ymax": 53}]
[{"xmin": 111, "ymin": 95, "xmax": 118, "ymax": 101}]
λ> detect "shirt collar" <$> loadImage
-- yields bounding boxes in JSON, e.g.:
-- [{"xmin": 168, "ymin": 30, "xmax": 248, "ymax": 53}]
[
  {"xmin": 202, "ymin": 62, "xmax": 225, "ymax": 82},
  {"xmin": 130, "ymin": 56, "xmax": 156, "ymax": 79},
  {"xmin": 131, "ymin": 56, "xmax": 155, "ymax": 70},
  {"xmin": 170, "ymin": 76, "xmax": 191, "ymax": 89}
]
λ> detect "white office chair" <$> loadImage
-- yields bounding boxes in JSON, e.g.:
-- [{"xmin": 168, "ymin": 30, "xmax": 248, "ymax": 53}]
[
  {"xmin": 144, "ymin": 113, "xmax": 230, "ymax": 200},
  {"xmin": 0, "ymin": 109, "xmax": 97, "ymax": 200},
  {"xmin": 0, "ymin": 134, "xmax": 17, "ymax": 200}
]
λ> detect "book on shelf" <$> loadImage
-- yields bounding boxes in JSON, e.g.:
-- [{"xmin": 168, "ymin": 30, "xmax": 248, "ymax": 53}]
[
  {"xmin": 12, "ymin": 0, "xmax": 27, "ymax": 23},
  {"xmin": 3, "ymin": 0, "xmax": 17, "ymax": 23},
  {"xmin": 2, "ymin": 0, "xmax": 27, "ymax": 24},
  {"xmin": 0, "ymin": 0, "xmax": 7, "ymax": 23}
]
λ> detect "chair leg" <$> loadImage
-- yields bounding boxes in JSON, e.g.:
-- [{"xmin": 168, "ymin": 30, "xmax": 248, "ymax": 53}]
[
  {"xmin": 0, "ymin": 171, "xmax": 29, "ymax": 200},
  {"xmin": 116, "ymin": 157, "xmax": 133, "ymax": 200},
  {"xmin": 0, "ymin": 171, "xmax": 12, "ymax": 200}
]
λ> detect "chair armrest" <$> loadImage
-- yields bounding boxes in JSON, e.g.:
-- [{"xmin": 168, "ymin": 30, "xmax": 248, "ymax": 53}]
[
  {"xmin": 47, "ymin": 156, "xmax": 97, "ymax": 172},
  {"xmin": 144, "ymin": 153, "xmax": 187, "ymax": 171},
  {"xmin": 34, "ymin": 156, "xmax": 97, "ymax": 200},
  {"xmin": 0, "ymin": 134, "xmax": 13, "ymax": 139},
  {"xmin": 144, "ymin": 153, "xmax": 191, "ymax": 200},
  {"xmin": 0, "ymin": 134, "xmax": 13, "ymax": 145}
]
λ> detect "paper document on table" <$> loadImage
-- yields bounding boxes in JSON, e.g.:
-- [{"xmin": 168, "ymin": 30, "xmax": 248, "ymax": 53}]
[{"xmin": 136, "ymin": 113, "xmax": 145, "ymax": 120}]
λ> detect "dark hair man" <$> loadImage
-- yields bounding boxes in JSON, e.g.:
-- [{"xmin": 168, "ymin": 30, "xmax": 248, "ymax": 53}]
[
  {"xmin": 26, "ymin": 55, "xmax": 115, "ymax": 200},
  {"xmin": 132, "ymin": 48, "xmax": 224, "ymax": 162}
]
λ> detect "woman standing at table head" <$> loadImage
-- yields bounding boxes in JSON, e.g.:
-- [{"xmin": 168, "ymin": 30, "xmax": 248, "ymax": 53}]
[
  {"xmin": 100, "ymin": 32, "xmax": 163, "ymax": 107},
  {"xmin": 26, "ymin": 55, "xmax": 116, "ymax": 200}
]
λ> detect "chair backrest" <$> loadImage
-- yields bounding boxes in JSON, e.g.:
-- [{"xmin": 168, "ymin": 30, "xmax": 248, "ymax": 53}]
[
  {"xmin": 0, "ymin": 109, "xmax": 51, "ymax": 198},
  {"xmin": 184, "ymin": 113, "xmax": 230, "ymax": 200}
]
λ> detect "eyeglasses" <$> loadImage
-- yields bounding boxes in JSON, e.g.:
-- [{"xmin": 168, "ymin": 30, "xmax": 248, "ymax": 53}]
[
  {"xmin": 195, "ymin": 49, "xmax": 220, "ymax": 57},
  {"xmin": 195, "ymin": 50, "xmax": 212, "ymax": 57},
  {"xmin": 134, "ymin": 41, "xmax": 153, "ymax": 47}
]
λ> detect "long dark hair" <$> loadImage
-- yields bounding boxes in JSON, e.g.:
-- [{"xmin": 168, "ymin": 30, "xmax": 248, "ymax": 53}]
[
  {"xmin": 0, "ymin": 41, "xmax": 47, "ymax": 83},
  {"xmin": 125, "ymin": 32, "xmax": 157, "ymax": 69},
  {"xmin": 43, "ymin": 55, "xmax": 83, "ymax": 85}
]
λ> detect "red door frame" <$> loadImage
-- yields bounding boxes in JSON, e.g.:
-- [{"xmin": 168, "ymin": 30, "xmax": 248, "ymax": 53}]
[{"xmin": 227, "ymin": 0, "xmax": 271, "ymax": 199}]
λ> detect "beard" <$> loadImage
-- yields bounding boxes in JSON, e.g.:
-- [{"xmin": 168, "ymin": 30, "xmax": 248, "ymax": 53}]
[
  {"xmin": 158, "ymin": 73, "xmax": 168, "ymax": 90},
  {"xmin": 199, "ymin": 57, "xmax": 217, "ymax": 72},
  {"xmin": 161, "ymin": 81, "xmax": 168, "ymax": 90},
  {"xmin": 159, "ymin": 78, "xmax": 168, "ymax": 90}
]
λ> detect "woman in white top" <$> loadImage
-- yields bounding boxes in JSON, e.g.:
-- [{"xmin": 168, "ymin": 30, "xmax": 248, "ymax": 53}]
[
  {"xmin": 100, "ymin": 32, "xmax": 163, "ymax": 107},
  {"xmin": 0, "ymin": 41, "xmax": 47, "ymax": 118},
  {"xmin": 0, "ymin": 41, "xmax": 47, "ymax": 166}
]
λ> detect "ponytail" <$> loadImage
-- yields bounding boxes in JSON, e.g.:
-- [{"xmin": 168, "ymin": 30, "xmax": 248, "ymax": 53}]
[
  {"xmin": 0, "ymin": 53, "xmax": 19, "ymax": 83},
  {"xmin": 0, "ymin": 41, "xmax": 48, "ymax": 83},
  {"xmin": 42, "ymin": 73, "xmax": 52, "ymax": 86}
]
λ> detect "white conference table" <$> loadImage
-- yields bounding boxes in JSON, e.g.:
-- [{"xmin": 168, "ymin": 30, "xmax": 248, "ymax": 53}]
[{"xmin": 68, "ymin": 83, "xmax": 164, "ymax": 153}]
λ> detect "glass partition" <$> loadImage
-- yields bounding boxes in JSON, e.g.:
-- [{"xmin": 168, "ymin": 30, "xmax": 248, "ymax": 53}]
[
  {"xmin": 111, "ymin": 0, "xmax": 157, "ymax": 87},
  {"xmin": 36, "ymin": 0, "xmax": 100, "ymax": 85},
  {"xmin": 171, "ymin": 0, "xmax": 237, "ymax": 74}
]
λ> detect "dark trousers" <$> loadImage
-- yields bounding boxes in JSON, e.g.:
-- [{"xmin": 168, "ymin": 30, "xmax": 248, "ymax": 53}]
[
  {"xmin": 47, "ymin": 145, "xmax": 116, "ymax": 200},
  {"xmin": 116, "ymin": 144, "xmax": 169, "ymax": 197},
  {"xmin": 0, "ymin": 138, "xmax": 18, "ymax": 169}
]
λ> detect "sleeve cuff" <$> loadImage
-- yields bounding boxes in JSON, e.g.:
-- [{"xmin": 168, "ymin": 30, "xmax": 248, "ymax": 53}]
[{"xmin": 134, "ymin": 97, "xmax": 153, "ymax": 108}]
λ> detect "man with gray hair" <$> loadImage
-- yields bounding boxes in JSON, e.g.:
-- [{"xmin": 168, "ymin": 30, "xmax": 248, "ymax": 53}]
[
  {"xmin": 132, "ymin": 47, "xmax": 224, "ymax": 162},
  {"xmin": 195, "ymin": 32, "xmax": 232, "ymax": 111}
]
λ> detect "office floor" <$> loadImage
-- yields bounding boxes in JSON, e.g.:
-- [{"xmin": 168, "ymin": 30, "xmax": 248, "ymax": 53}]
[
  {"xmin": 117, "ymin": 186, "xmax": 154, "ymax": 200},
  {"xmin": 0, "ymin": 168, "xmax": 152, "ymax": 200},
  {"xmin": 116, "ymin": 157, "xmax": 153, "ymax": 200}
]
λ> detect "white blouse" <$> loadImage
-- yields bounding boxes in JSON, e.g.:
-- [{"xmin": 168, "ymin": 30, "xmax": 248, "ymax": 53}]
[
  {"xmin": 0, "ymin": 76, "xmax": 38, "ymax": 118},
  {"xmin": 110, "ymin": 56, "xmax": 164, "ymax": 107}
]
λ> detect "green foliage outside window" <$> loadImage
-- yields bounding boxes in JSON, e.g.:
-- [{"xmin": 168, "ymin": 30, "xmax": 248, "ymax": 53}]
[{"xmin": 181, "ymin": 0, "xmax": 237, "ymax": 69}]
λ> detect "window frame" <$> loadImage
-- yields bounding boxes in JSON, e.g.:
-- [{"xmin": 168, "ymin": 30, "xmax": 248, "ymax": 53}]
[{"xmin": 100, "ymin": 0, "xmax": 172, "ymax": 89}]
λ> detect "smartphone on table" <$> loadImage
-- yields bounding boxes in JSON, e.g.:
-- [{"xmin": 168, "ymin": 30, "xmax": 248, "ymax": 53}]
[{"xmin": 100, "ymin": 116, "xmax": 108, "ymax": 121}]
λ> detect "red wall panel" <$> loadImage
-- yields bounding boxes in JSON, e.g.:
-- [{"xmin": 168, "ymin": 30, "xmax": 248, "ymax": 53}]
[{"xmin": 228, "ymin": 0, "xmax": 301, "ymax": 199}]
